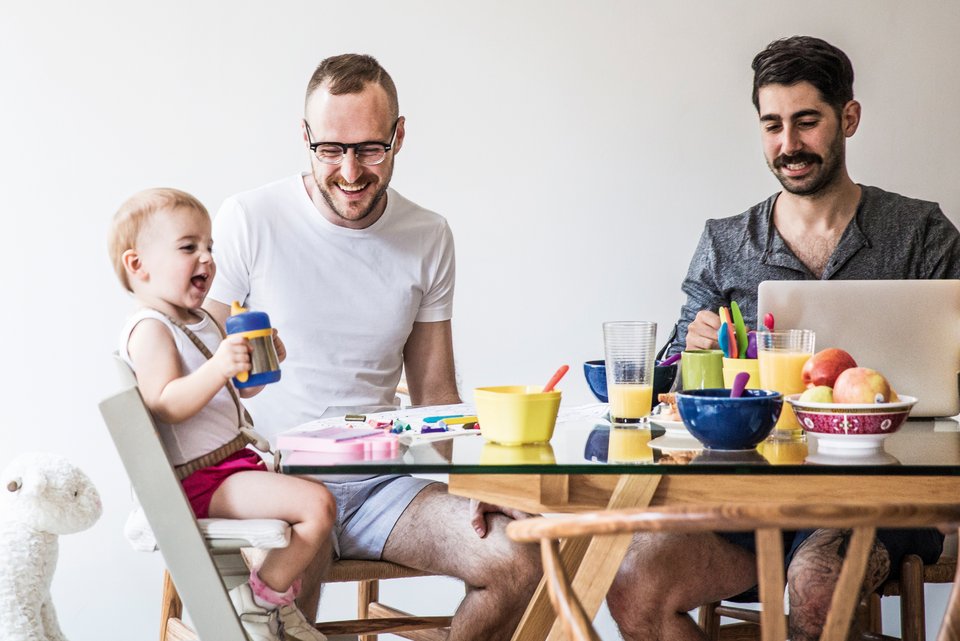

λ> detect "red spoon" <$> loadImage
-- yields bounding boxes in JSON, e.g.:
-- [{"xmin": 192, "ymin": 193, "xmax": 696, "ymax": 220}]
[
  {"xmin": 763, "ymin": 313, "xmax": 775, "ymax": 332},
  {"xmin": 543, "ymin": 365, "xmax": 570, "ymax": 392}
]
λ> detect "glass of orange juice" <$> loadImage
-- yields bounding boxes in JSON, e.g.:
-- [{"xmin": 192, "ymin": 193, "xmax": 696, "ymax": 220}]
[
  {"xmin": 608, "ymin": 426, "xmax": 653, "ymax": 463},
  {"xmin": 603, "ymin": 321, "xmax": 657, "ymax": 424},
  {"xmin": 757, "ymin": 329, "xmax": 815, "ymax": 439}
]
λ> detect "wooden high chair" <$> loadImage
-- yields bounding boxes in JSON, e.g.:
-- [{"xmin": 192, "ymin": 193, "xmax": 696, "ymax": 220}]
[{"xmin": 100, "ymin": 357, "xmax": 453, "ymax": 641}]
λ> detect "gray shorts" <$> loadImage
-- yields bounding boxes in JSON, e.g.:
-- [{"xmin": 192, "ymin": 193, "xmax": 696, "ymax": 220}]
[{"xmin": 322, "ymin": 475, "xmax": 437, "ymax": 560}]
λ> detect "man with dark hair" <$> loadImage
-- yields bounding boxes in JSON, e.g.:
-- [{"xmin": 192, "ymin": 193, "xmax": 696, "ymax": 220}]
[
  {"xmin": 610, "ymin": 36, "xmax": 960, "ymax": 641},
  {"xmin": 751, "ymin": 35, "xmax": 855, "ymax": 113},
  {"xmin": 205, "ymin": 53, "xmax": 540, "ymax": 641},
  {"xmin": 673, "ymin": 35, "xmax": 960, "ymax": 353}
]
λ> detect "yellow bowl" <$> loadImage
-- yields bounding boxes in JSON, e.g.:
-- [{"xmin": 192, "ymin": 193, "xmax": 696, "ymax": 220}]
[
  {"xmin": 474, "ymin": 385, "xmax": 562, "ymax": 445},
  {"xmin": 756, "ymin": 439, "xmax": 808, "ymax": 465},
  {"xmin": 479, "ymin": 443, "xmax": 556, "ymax": 465}
]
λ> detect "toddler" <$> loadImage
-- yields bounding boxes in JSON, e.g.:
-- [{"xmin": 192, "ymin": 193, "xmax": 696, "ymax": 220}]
[{"xmin": 109, "ymin": 188, "xmax": 334, "ymax": 641}]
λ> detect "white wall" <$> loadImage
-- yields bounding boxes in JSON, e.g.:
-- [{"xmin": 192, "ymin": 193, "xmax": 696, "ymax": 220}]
[{"xmin": 2, "ymin": 2, "xmax": 958, "ymax": 639}]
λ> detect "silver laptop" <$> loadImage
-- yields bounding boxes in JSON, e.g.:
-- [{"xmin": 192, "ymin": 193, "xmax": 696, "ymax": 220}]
[{"xmin": 757, "ymin": 279, "xmax": 960, "ymax": 417}]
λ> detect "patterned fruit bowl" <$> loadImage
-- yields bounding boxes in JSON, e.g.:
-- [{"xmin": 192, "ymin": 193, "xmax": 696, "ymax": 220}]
[{"xmin": 786, "ymin": 394, "xmax": 917, "ymax": 437}]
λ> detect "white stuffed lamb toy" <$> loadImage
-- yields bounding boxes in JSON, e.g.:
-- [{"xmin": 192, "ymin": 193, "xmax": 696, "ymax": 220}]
[{"xmin": 0, "ymin": 453, "xmax": 102, "ymax": 641}]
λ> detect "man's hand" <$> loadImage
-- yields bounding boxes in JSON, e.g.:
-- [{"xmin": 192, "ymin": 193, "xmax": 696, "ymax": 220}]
[
  {"xmin": 686, "ymin": 310, "xmax": 722, "ymax": 350},
  {"xmin": 469, "ymin": 499, "xmax": 531, "ymax": 538}
]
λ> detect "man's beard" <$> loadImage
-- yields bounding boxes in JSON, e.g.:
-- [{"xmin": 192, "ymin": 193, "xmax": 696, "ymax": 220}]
[
  {"xmin": 770, "ymin": 131, "xmax": 844, "ymax": 196},
  {"xmin": 313, "ymin": 168, "xmax": 391, "ymax": 224}
]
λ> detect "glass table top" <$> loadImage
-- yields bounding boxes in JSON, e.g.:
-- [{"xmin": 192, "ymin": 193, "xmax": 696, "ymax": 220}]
[{"xmin": 279, "ymin": 410, "xmax": 960, "ymax": 476}]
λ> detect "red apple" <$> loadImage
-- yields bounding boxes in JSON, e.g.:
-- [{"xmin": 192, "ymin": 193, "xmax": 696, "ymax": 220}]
[
  {"xmin": 801, "ymin": 348, "xmax": 858, "ymax": 389},
  {"xmin": 832, "ymin": 367, "xmax": 892, "ymax": 404}
]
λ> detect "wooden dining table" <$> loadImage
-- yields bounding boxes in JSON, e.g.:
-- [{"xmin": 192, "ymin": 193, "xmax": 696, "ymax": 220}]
[{"xmin": 281, "ymin": 410, "xmax": 960, "ymax": 641}]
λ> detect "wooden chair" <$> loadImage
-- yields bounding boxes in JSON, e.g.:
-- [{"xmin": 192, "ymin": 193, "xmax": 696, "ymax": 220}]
[
  {"xmin": 870, "ymin": 546, "xmax": 958, "ymax": 641},
  {"xmin": 100, "ymin": 358, "xmax": 453, "ymax": 641},
  {"xmin": 699, "ymin": 541, "xmax": 959, "ymax": 641},
  {"xmin": 505, "ymin": 503, "xmax": 960, "ymax": 641},
  {"xmin": 156, "ymin": 559, "xmax": 451, "ymax": 641}
]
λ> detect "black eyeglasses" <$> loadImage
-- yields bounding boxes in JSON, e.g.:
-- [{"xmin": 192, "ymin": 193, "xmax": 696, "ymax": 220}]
[{"xmin": 304, "ymin": 119, "xmax": 399, "ymax": 166}]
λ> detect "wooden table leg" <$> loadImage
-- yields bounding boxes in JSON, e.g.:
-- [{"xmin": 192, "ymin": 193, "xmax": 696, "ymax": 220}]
[
  {"xmin": 510, "ymin": 474, "xmax": 662, "ymax": 641},
  {"xmin": 756, "ymin": 528, "xmax": 787, "ymax": 641}
]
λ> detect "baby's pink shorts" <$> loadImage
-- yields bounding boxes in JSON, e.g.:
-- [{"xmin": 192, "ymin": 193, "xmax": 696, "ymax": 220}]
[{"xmin": 181, "ymin": 448, "xmax": 267, "ymax": 518}]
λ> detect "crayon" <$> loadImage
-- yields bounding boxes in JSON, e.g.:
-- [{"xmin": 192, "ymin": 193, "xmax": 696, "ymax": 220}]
[
  {"xmin": 422, "ymin": 414, "xmax": 464, "ymax": 423},
  {"xmin": 437, "ymin": 416, "xmax": 478, "ymax": 426}
]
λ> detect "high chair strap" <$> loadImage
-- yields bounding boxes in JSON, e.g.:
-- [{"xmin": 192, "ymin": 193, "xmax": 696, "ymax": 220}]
[
  {"xmin": 157, "ymin": 310, "xmax": 276, "ymax": 474},
  {"xmin": 174, "ymin": 434, "xmax": 249, "ymax": 480}
]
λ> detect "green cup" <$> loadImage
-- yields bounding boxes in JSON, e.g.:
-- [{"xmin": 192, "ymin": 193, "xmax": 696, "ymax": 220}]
[{"xmin": 680, "ymin": 349, "xmax": 724, "ymax": 390}]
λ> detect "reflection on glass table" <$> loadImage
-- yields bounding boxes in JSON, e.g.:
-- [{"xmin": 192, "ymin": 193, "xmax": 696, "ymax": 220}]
[{"xmin": 279, "ymin": 408, "xmax": 960, "ymax": 475}]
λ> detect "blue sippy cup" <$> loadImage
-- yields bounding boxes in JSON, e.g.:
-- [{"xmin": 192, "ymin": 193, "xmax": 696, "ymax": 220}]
[{"xmin": 225, "ymin": 301, "xmax": 281, "ymax": 388}]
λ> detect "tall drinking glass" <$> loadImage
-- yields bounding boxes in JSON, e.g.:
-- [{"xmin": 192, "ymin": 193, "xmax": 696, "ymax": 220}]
[
  {"xmin": 757, "ymin": 329, "xmax": 815, "ymax": 439},
  {"xmin": 603, "ymin": 321, "xmax": 657, "ymax": 424}
]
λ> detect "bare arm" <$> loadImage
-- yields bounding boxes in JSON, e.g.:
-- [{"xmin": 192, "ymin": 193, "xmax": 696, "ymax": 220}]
[
  {"xmin": 402, "ymin": 320, "xmax": 461, "ymax": 406},
  {"xmin": 127, "ymin": 318, "xmax": 250, "ymax": 424}
]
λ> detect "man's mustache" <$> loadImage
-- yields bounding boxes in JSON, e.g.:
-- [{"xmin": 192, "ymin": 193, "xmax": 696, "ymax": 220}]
[{"xmin": 774, "ymin": 152, "xmax": 822, "ymax": 168}]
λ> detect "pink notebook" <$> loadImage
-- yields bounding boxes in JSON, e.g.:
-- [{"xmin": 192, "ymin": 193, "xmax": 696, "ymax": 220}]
[{"xmin": 277, "ymin": 426, "xmax": 381, "ymax": 452}]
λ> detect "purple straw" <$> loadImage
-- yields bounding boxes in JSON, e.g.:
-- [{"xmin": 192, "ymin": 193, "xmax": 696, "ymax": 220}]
[{"xmin": 659, "ymin": 353, "xmax": 681, "ymax": 367}]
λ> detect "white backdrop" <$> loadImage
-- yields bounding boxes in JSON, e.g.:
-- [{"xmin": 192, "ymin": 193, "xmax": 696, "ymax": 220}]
[{"xmin": 2, "ymin": 2, "xmax": 958, "ymax": 639}]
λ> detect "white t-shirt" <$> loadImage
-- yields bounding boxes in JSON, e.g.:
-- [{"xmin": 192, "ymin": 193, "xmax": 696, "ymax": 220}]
[
  {"xmin": 118, "ymin": 309, "xmax": 241, "ymax": 465},
  {"xmin": 209, "ymin": 174, "xmax": 455, "ymax": 442}
]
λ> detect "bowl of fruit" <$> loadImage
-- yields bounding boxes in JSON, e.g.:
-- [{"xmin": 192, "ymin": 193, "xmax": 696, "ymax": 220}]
[{"xmin": 787, "ymin": 348, "xmax": 917, "ymax": 450}]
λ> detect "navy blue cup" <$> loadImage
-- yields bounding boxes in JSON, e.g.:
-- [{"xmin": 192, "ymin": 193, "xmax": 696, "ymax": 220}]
[{"xmin": 583, "ymin": 360, "xmax": 678, "ymax": 404}]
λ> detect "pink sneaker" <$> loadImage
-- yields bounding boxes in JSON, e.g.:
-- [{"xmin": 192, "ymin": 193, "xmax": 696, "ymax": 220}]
[
  {"xmin": 277, "ymin": 604, "xmax": 327, "ymax": 641},
  {"xmin": 227, "ymin": 583, "xmax": 284, "ymax": 641}
]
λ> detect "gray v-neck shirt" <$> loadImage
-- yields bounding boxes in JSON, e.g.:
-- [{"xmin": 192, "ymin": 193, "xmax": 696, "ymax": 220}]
[{"xmin": 670, "ymin": 185, "xmax": 960, "ymax": 354}]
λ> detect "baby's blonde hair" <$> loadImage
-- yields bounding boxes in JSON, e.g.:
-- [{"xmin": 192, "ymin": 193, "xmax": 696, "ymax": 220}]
[{"xmin": 108, "ymin": 188, "xmax": 209, "ymax": 291}]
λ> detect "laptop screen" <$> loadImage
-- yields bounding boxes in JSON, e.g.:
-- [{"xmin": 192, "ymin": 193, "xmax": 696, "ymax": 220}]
[{"xmin": 756, "ymin": 279, "xmax": 960, "ymax": 417}]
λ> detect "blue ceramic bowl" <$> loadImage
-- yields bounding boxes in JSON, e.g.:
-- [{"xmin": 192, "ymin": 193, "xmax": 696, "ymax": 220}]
[
  {"xmin": 676, "ymin": 388, "xmax": 783, "ymax": 450},
  {"xmin": 583, "ymin": 424, "xmax": 610, "ymax": 463},
  {"xmin": 583, "ymin": 360, "xmax": 678, "ymax": 404}
]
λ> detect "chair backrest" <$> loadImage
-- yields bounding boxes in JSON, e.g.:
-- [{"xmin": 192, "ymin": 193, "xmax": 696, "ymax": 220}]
[
  {"xmin": 507, "ymin": 503, "xmax": 960, "ymax": 641},
  {"xmin": 99, "ymin": 356, "xmax": 251, "ymax": 641},
  {"xmin": 112, "ymin": 353, "xmax": 138, "ymax": 388}
]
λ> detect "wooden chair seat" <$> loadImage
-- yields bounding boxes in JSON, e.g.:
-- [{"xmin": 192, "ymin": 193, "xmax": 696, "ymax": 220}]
[
  {"xmin": 506, "ymin": 503, "xmax": 960, "ymax": 641},
  {"xmin": 881, "ymin": 555, "xmax": 958, "ymax": 596}
]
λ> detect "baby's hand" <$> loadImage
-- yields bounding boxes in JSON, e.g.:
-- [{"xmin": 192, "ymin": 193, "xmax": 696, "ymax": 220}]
[
  {"xmin": 272, "ymin": 329, "xmax": 287, "ymax": 363},
  {"xmin": 212, "ymin": 335, "xmax": 252, "ymax": 380}
]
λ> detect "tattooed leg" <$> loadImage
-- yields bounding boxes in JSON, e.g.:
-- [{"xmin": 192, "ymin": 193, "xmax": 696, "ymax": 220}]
[{"xmin": 786, "ymin": 528, "xmax": 891, "ymax": 641}]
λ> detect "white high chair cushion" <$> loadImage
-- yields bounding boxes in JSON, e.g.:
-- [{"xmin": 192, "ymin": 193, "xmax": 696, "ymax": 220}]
[{"xmin": 124, "ymin": 507, "xmax": 290, "ymax": 552}]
